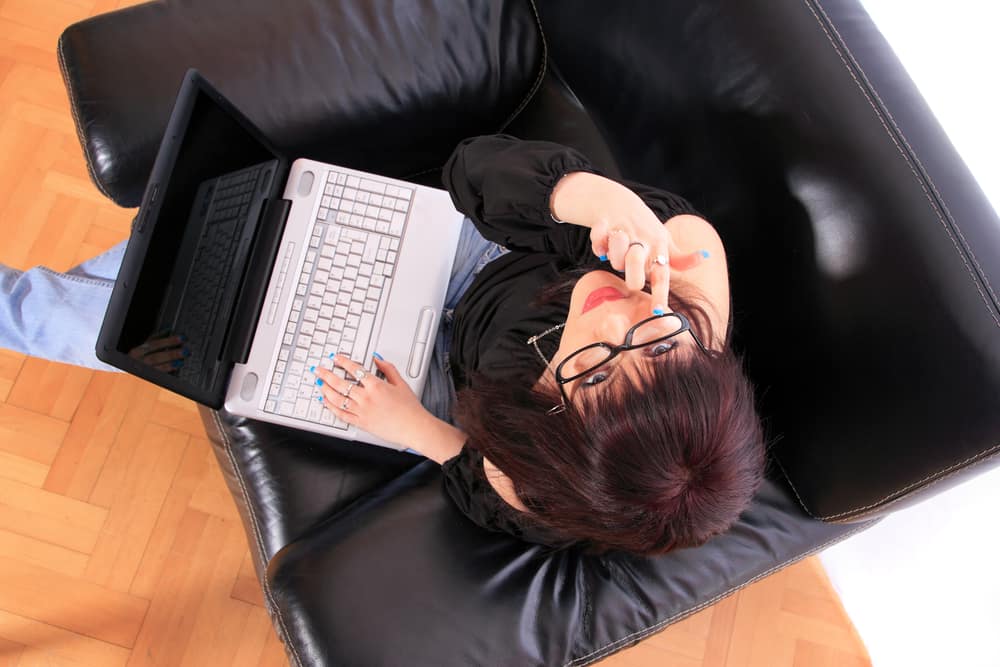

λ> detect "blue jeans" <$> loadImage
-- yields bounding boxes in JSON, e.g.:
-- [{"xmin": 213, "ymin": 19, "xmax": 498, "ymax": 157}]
[{"xmin": 0, "ymin": 218, "xmax": 505, "ymax": 421}]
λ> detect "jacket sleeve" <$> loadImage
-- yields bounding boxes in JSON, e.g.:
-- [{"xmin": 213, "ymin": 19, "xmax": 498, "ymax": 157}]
[{"xmin": 441, "ymin": 134, "xmax": 702, "ymax": 261}]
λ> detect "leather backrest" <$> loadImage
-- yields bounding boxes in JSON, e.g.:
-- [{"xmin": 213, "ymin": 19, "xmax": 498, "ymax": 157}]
[
  {"xmin": 58, "ymin": 0, "xmax": 545, "ymax": 207},
  {"xmin": 538, "ymin": 0, "xmax": 1000, "ymax": 522}
]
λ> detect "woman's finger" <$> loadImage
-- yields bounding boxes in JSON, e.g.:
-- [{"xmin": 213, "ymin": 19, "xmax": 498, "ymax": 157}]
[
  {"xmin": 606, "ymin": 229, "xmax": 631, "ymax": 271},
  {"xmin": 589, "ymin": 221, "xmax": 611, "ymax": 260},
  {"xmin": 371, "ymin": 354, "xmax": 404, "ymax": 385},
  {"xmin": 314, "ymin": 367, "xmax": 359, "ymax": 398},
  {"xmin": 319, "ymin": 383, "xmax": 360, "ymax": 423},
  {"xmin": 623, "ymin": 241, "xmax": 649, "ymax": 292}
]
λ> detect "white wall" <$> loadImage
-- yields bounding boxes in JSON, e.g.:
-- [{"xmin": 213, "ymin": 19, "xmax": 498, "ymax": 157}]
[{"xmin": 821, "ymin": 3, "xmax": 999, "ymax": 667}]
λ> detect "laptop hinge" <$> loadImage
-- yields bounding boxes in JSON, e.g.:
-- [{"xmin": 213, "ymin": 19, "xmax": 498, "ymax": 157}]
[{"xmin": 220, "ymin": 197, "xmax": 292, "ymax": 366}]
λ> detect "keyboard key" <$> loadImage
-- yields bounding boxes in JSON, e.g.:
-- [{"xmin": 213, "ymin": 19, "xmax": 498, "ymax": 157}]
[
  {"xmin": 361, "ymin": 178, "xmax": 385, "ymax": 194},
  {"xmin": 347, "ymin": 175, "xmax": 360, "ymax": 188},
  {"xmin": 294, "ymin": 399, "xmax": 310, "ymax": 419}
]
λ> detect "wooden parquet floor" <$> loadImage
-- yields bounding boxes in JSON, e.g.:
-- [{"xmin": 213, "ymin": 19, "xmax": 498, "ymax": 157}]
[{"xmin": 0, "ymin": 1, "xmax": 873, "ymax": 665}]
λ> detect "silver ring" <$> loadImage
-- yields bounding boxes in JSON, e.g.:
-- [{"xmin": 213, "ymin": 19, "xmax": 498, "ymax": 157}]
[
  {"xmin": 341, "ymin": 397, "xmax": 350, "ymax": 410},
  {"xmin": 628, "ymin": 241, "xmax": 646, "ymax": 251},
  {"xmin": 653, "ymin": 254, "xmax": 668, "ymax": 266},
  {"xmin": 353, "ymin": 369, "xmax": 367, "ymax": 382}
]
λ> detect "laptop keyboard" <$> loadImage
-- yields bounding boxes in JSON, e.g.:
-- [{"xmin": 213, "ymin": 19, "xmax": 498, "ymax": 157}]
[
  {"xmin": 174, "ymin": 166, "xmax": 263, "ymax": 379},
  {"xmin": 263, "ymin": 170, "xmax": 413, "ymax": 429}
]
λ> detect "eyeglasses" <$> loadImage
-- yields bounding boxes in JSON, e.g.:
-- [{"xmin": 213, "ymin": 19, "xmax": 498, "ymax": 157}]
[{"xmin": 527, "ymin": 312, "xmax": 709, "ymax": 414}]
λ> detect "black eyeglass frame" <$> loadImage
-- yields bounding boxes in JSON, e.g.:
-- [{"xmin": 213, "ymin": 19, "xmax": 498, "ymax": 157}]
[{"xmin": 549, "ymin": 311, "xmax": 710, "ymax": 407}]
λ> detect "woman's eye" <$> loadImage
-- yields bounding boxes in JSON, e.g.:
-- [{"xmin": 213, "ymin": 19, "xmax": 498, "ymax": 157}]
[
  {"xmin": 582, "ymin": 371, "xmax": 610, "ymax": 387},
  {"xmin": 646, "ymin": 341, "xmax": 678, "ymax": 357}
]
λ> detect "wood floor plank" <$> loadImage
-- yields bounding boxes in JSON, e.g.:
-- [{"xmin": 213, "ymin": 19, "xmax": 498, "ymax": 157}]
[
  {"xmin": 642, "ymin": 608, "xmax": 711, "ymax": 661},
  {"xmin": 726, "ymin": 564, "xmax": 788, "ymax": 667},
  {"xmin": 0, "ymin": 476, "xmax": 106, "ymax": 553},
  {"xmin": 83, "ymin": 422, "xmax": 189, "ymax": 593},
  {"xmin": 0, "ymin": 556, "xmax": 147, "ymax": 648},
  {"xmin": 701, "ymin": 592, "xmax": 740, "ymax": 667},
  {"xmin": 256, "ymin": 624, "xmax": 291, "ymax": 667},
  {"xmin": 87, "ymin": 377, "xmax": 161, "ymax": 508},
  {"xmin": 0, "ymin": 608, "xmax": 129, "ymax": 667},
  {"xmin": 230, "ymin": 551, "xmax": 265, "ymax": 608},
  {"xmin": 176, "ymin": 519, "xmax": 256, "ymax": 666},
  {"xmin": 5, "ymin": 357, "xmax": 93, "ymax": 422},
  {"xmin": 0, "ymin": 636, "xmax": 25, "ymax": 667},
  {"xmin": 188, "ymin": 440, "xmax": 240, "ymax": 521},
  {"xmin": 0, "ymin": 449, "xmax": 48, "ymax": 487},
  {"xmin": 0, "ymin": 527, "xmax": 88, "ymax": 579},
  {"xmin": 231, "ymin": 605, "xmax": 281, "ymax": 667},
  {"xmin": 0, "ymin": 349, "xmax": 26, "ymax": 403},
  {"xmin": 793, "ymin": 639, "xmax": 871, "ymax": 667},
  {"xmin": 44, "ymin": 372, "xmax": 134, "ymax": 500},
  {"xmin": 0, "ymin": 402, "xmax": 67, "ymax": 464},
  {"xmin": 149, "ymin": 394, "xmax": 210, "ymax": 439},
  {"xmin": 126, "ymin": 509, "xmax": 232, "ymax": 667},
  {"xmin": 129, "ymin": 440, "xmax": 212, "ymax": 599}
]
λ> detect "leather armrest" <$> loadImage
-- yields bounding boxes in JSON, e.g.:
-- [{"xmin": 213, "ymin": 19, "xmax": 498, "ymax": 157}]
[{"xmin": 58, "ymin": 0, "xmax": 545, "ymax": 207}]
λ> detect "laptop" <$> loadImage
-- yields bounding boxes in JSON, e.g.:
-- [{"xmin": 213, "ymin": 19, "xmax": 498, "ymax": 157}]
[{"xmin": 97, "ymin": 69, "xmax": 463, "ymax": 450}]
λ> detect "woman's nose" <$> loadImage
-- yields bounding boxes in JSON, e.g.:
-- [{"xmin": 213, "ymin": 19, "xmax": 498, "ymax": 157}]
[{"xmin": 597, "ymin": 311, "xmax": 632, "ymax": 342}]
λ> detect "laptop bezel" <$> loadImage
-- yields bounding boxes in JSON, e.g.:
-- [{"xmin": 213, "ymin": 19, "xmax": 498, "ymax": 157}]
[{"xmin": 95, "ymin": 68, "xmax": 289, "ymax": 407}]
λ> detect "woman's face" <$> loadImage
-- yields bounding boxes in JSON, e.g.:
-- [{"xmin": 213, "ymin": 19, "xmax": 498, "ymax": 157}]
[{"xmin": 544, "ymin": 269, "xmax": 694, "ymax": 399}]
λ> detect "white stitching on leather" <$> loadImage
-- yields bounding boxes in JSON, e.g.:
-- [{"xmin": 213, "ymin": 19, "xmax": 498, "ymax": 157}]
[
  {"xmin": 210, "ymin": 411, "xmax": 304, "ymax": 667},
  {"xmin": 774, "ymin": 0, "xmax": 1000, "ymax": 521},
  {"xmin": 497, "ymin": 0, "xmax": 548, "ymax": 132},
  {"xmin": 805, "ymin": 0, "xmax": 1000, "ymax": 328},
  {"xmin": 57, "ymin": 33, "xmax": 118, "ymax": 204},
  {"xmin": 816, "ymin": 444, "xmax": 1000, "ymax": 521},
  {"xmin": 564, "ymin": 522, "xmax": 873, "ymax": 666}
]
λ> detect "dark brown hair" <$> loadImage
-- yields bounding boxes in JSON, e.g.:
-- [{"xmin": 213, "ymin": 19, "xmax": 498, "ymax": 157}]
[{"xmin": 453, "ymin": 276, "xmax": 766, "ymax": 556}]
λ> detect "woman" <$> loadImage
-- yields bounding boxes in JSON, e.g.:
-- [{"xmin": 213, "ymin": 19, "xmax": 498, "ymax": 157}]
[{"xmin": 315, "ymin": 134, "xmax": 766, "ymax": 555}]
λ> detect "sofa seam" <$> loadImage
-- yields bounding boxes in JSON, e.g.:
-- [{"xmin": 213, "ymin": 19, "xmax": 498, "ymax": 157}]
[
  {"xmin": 819, "ymin": 444, "xmax": 1000, "ymax": 521},
  {"xmin": 771, "ymin": 0, "xmax": 1000, "ymax": 521},
  {"xmin": 402, "ymin": 0, "xmax": 547, "ymax": 182},
  {"xmin": 804, "ymin": 0, "xmax": 999, "ymax": 327},
  {"xmin": 564, "ymin": 521, "xmax": 874, "ymax": 666},
  {"xmin": 210, "ymin": 411, "xmax": 304, "ymax": 667},
  {"xmin": 496, "ymin": 0, "xmax": 548, "ymax": 133},
  {"xmin": 57, "ymin": 31, "xmax": 120, "ymax": 206}
]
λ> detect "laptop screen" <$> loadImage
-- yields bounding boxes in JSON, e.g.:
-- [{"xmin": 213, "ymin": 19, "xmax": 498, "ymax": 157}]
[{"xmin": 113, "ymin": 84, "xmax": 279, "ymax": 397}]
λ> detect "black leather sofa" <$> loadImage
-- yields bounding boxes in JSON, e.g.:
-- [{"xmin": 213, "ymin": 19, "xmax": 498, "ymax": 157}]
[{"xmin": 58, "ymin": 1, "xmax": 1000, "ymax": 665}]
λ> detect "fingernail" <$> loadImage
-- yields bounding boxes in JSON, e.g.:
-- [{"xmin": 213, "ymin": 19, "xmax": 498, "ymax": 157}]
[
  {"xmin": 598, "ymin": 254, "xmax": 607, "ymax": 262},
  {"xmin": 699, "ymin": 249, "xmax": 710, "ymax": 259},
  {"xmin": 178, "ymin": 334, "xmax": 187, "ymax": 343},
  {"xmin": 315, "ymin": 378, "xmax": 324, "ymax": 387},
  {"xmin": 310, "ymin": 365, "xmax": 316, "ymax": 373},
  {"xmin": 328, "ymin": 352, "xmax": 335, "ymax": 359},
  {"xmin": 171, "ymin": 359, "xmax": 184, "ymax": 368},
  {"xmin": 317, "ymin": 396, "xmax": 323, "ymax": 402},
  {"xmin": 652, "ymin": 306, "xmax": 665, "ymax": 316},
  {"xmin": 372, "ymin": 351, "xmax": 384, "ymax": 360},
  {"xmin": 181, "ymin": 346, "xmax": 191, "ymax": 357}
]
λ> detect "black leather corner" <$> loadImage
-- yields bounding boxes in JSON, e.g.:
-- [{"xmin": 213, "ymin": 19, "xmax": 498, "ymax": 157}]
[
  {"xmin": 199, "ymin": 405, "xmax": 421, "ymax": 579},
  {"xmin": 537, "ymin": 0, "xmax": 1000, "ymax": 523},
  {"xmin": 57, "ymin": 0, "xmax": 545, "ymax": 207},
  {"xmin": 263, "ymin": 470, "xmax": 870, "ymax": 667}
]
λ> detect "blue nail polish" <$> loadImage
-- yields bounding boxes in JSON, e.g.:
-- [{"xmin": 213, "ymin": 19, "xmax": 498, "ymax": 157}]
[
  {"xmin": 329, "ymin": 352, "xmax": 335, "ymax": 359},
  {"xmin": 181, "ymin": 346, "xmax": 191, "ymax": 357},
  {"xmin": 317, "ymin": 396, "xmax": 323, "ymax": 402},
  {"xmin": 652, "ymin": 307, "xmax": 665, "ymax": 316},
  {"xmin": 700, "ymin": 250, "xmax": 711, "ymax": 259},
  {"xmin": 172, "ymin": 359, "xmax": 184, "ymax": 368},
  {"xmin": 310, "ymin": 365, "xmax": 316, "ymax": 373},
  {"xmin": 315, "ymin": 378, "xmax": 324, "ymax": 387},
  {"xmin": 178, "ymin": 334, "xmax": 187, "ymax": 343},
  {"xmin": 373, "ymin": 351, "xmax": 384, "ymax": 361},
  {"xmin": 599, "ymin": 254, "xmax": 607, "ymax": 261}
]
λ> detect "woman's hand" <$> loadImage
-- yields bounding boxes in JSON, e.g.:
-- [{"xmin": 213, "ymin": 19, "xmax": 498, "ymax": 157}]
[
  {"xmin": 550, "ymin": 172, "xmax": 707, "ymax": 311},
  {"xmin": 315, "ymin": 354, "xmax": 430, "ymax": 447}
]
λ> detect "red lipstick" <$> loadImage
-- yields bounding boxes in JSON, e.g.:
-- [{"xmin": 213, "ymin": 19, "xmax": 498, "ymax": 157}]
[{"xmin": 582, "ymin": 286, "xmax": 627, "ymax": 314}]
